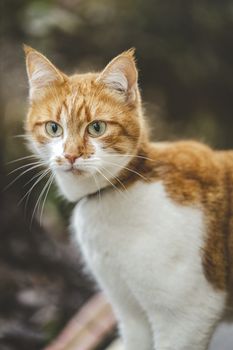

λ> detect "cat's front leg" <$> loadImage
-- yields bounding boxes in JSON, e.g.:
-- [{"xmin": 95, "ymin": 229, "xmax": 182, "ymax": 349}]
[
  {"xmin": 101, "ymin": 281, "xmax": 153, "ymax": 350},
  {"xmin": 113, "ymin": 296, "xmax": 153, "ymax": 350},
  {"xmin": 147, "ymin": 296, "xmax": 225, "ymax": 350},
  {"xmin": 119, "ymin": 314, "xmax": 153, "ymax": 350}
]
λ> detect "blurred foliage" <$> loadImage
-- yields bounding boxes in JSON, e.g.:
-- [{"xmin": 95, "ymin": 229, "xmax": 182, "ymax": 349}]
[
  {"xmin": 2, "ymin": 0, "xmax": 233, "ymax": 148},
  {"xmin": 0, "ymin": 0, "xmax": 233, "ymax": 349}
]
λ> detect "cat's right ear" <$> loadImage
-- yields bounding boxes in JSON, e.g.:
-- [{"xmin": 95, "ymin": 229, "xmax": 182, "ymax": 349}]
[{"xmin": 23, "ymin": 45, "xmax": 66, "ymax": 100}]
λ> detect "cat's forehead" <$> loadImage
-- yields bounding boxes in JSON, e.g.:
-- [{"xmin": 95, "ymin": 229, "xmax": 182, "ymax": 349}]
[
  {"xmin": 29, "ymin": 72, "xmax": 127, "ymax": 128},
  {"xmin": 69, "ymin": 72, "xmax": 98, "ymax": 94},
  {"xmin": 61, "ymin": 91, "xmax": 93, "ymax": 126},
  {"xmin": 59, "ymin": 74, "xmax": 122, "ymax": 124}
]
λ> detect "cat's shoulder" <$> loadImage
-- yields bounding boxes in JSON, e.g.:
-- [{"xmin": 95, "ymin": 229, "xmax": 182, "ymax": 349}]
[
  {"xmin": 142, "ymin": 140, "xmax": 223, "ymax": 205},
  {"xmin": 147, "ymin": 140, "xmax": 218, "ymax": 174},
  {"xmin": 149, "ymin": 140, "xmax": 214, "ymax": 163}
]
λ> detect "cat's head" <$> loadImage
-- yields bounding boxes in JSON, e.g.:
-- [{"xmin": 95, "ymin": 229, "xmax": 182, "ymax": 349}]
[{"xmin": 24, "ymin": 46, "xmax": 146, "ymax": 201}]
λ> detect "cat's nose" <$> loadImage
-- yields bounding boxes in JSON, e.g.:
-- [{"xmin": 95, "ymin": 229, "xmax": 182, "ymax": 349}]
[{"xmin": 64, "ymin": 154, "xmax": 78, "ymax": 164}]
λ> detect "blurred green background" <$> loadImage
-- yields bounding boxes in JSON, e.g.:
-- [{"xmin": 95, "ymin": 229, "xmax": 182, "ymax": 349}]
[{"xmin": 0, "ymin": 1, "xmax": 233, "ymax": 349}]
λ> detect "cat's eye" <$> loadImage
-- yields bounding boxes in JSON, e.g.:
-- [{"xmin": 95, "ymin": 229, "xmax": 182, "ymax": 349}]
[
  {"xmin": 87, "ymin": 121, "xmax": 106, "ymax": 137},
  {"xmin": 45, "ymin": 121, "xmax": 63, "ymax": 137}
]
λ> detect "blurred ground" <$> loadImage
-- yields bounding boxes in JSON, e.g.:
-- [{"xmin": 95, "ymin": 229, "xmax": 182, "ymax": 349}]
[
  {"xmin": 43, "ymin": 295, "xmax": 233, "ymax": 350},
  {"xmin": 0, "ymin": 1, "xmax": 233, "ymax": 349},
  {"xmin": 210, "ymin": 323, "xmax": 233, "ymax": 350}
]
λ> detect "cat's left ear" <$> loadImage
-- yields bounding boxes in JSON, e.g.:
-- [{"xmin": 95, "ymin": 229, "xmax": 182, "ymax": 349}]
[
  {"xmin": 97, "ymin": 49, "xmax": 138, "ymax": 104},
  {"xmin": 24, "ymin": 45, "xmax": 66, "ymax": 100}
]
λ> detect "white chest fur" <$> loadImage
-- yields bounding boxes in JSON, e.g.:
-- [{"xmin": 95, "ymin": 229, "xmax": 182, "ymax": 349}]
[{"xmin": 72, "ymin": 181, "xmax": 225, "ymax": 350}]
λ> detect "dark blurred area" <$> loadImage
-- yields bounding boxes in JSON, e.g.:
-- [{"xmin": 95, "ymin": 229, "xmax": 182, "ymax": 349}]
[{"xmin": 0, "ymin": 1, "xmax": 233, "ymax": 349}]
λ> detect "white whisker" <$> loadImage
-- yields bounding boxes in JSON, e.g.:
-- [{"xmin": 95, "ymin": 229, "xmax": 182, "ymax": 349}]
[
  {"xmin": 102, "ymin": 159, "xmax": 147, "ymax": 181},
  {"xmin": 102, "ymin": 153, "xmax": 153, "ymax": 161},
  {"xmin": 100, "ymin": 165, "xmax": 129, "ymax": 197},
  {"xmin": 92, "ymin": 171, "xmax": 102, "ymax": 206},
  {"xmin": 23, "ymin": 169, "xmax": 47, "ymax": 187},
  {"xmin": 4, "ymin": 163, "xmax": 46, "ymax": 191},
  {"xmin": 82, "ymin": 164, "xmax": 103, "ymax": 205},
  {"xmin": 30, "ymin": 174, "xmax": 53, "ymax": 227},
  {"xmin": 23, "ymin": 170, "xmax": 50, "ymax": 215},
  {"xmin": 12, "ymin": 134, "xmax": 28, "ymax": 139},
  {"xmin": 8, "ymin": 161, "xmax": 46, "ymax": 175},
  {"xmin": 18, "ymin": 169, "xmax": 50, "ymax": 206},
  {"xmin": 7, "ymin": 155, "xmax": 37, "ymax": 165},
  {"xmin": 96, "ymin": 168, "xmax": 127, "ymax": 199},
  {"xmin": 39, "ymin": 174, "xmax": 54, "ymax": 225}
]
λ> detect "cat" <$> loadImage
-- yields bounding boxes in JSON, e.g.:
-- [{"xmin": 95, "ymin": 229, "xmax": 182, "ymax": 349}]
[{"xmin": 24, "ymin": 45, "xmax": 233, "ymax": 350}]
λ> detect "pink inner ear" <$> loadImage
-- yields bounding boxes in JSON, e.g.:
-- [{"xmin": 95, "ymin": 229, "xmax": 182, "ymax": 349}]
[
  {"xmin": 98, "ymin": 53, "xmax": 138, "ymax": 95},
  {"xmin": 25, "ymin": 50, "xmax": 64, "ymax": 99}
]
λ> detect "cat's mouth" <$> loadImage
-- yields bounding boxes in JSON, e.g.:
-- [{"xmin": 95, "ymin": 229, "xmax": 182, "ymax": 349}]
[
  {"xmin": 72, "ymin": 168, "xmax": 85, "ymax": 175},
  {"xmin": 63, "ymin": 166, "xmax": 87, "ymax": 176},
  {"xmin": 56, "ymin": 160, "xmax": 97, "ymax": 176}
]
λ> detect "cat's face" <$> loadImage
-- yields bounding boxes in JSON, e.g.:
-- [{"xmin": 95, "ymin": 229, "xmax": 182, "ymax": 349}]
[{"xmin": 24, "ymin": 46, "xmax": 144, "ymax": 201}]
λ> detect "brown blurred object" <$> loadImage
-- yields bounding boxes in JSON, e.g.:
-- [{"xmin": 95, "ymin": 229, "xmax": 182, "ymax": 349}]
[{"xmin": 44, "ymin": 293, "xmax": 116, "ymax": 350}]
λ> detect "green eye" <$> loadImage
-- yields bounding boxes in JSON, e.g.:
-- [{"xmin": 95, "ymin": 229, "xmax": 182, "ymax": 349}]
[
  {"xmin": 45, "ymin": 122, "xmax": 63, "ymax": 137},
  {"xmin": 87, "ymin": 121, "xmax": 106, "ymax": 137}
]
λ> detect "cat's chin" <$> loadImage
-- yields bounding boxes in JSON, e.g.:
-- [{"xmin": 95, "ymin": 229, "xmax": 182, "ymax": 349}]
[
  {"xmin": 56, "ymin": 166, "xmax": 92, "ymax": 177},
  {"xmin": 54, "ymin": 168, "xmax": 100, "ymax": 202},
  {"xmin": 64, "ymin": 168, "xmax": 87, "ymax": 176}
]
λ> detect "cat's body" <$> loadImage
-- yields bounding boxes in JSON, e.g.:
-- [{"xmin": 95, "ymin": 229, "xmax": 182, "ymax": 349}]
[
  {"xmin": 24, "ymin": 46, "xmax": 233, "ymax": 350},
  {"xmin": 72, "ymin": 141, "xmax": 233, "ymax": 350}
]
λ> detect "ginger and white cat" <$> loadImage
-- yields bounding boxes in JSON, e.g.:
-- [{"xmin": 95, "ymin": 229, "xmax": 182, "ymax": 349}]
[{"xmin": 24, "ymin": 46, "xmax": 233, "ymax": 350}]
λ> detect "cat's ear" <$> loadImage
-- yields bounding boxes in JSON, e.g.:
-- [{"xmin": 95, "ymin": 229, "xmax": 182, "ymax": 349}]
[
  {"xmin": 97, "ymin": 49, "xmax": 138, "ymax": 103},
  {"xmin": 23, "ymin": 45, "xmax": 66, "ymax": 100}
]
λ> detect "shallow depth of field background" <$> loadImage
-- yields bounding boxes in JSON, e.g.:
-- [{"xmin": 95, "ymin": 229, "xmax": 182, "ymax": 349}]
[{"xmin": 0, "ymin": 1, "xmax": 233, "ymax": 349}]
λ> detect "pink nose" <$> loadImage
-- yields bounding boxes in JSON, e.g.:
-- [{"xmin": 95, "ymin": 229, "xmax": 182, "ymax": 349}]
[{"xmin": 64, "ymin": 154, "xmax": 78, "ymax": 164}]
